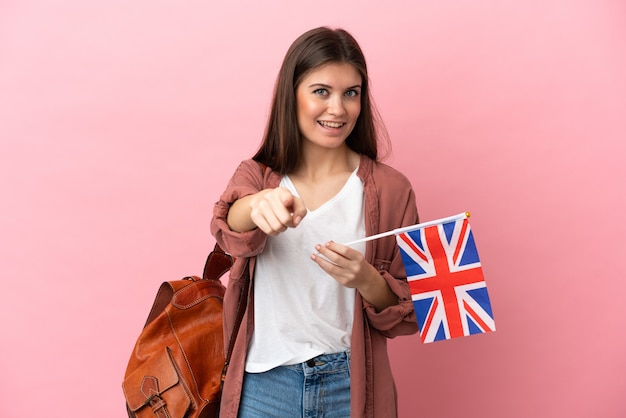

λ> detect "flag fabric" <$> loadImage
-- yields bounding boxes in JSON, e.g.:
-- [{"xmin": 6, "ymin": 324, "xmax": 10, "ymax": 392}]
[{"xmin": 396, "ymin": 217, "xmax": 495, "ymax": 343}]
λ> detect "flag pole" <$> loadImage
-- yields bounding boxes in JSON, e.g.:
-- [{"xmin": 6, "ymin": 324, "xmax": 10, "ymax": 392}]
[{"xmin": 343, "ymin": 212, "xmax": 470, "ymax": 247}]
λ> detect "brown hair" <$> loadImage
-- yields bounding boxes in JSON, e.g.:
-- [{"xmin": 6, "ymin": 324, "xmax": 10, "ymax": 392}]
[{"xmin": 253, "ymin": 27, "xmax": 388, "ymax": 174}]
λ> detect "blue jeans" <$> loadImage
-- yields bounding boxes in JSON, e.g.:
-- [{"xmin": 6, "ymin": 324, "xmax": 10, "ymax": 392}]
[{"xmin": 238, "ymin": 351, "xmax": 351, "ymax": 418}]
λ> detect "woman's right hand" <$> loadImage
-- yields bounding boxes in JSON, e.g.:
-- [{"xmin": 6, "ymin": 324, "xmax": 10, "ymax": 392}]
[{"xmin": 227, "ymin": 187, "xmax": 307, "ymax": 235}]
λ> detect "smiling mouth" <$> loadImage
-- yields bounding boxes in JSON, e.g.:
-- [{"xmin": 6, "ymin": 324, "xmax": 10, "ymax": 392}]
[{"xmin": 318, "ymin": 121, "xmax": 345, "ymax": 128}]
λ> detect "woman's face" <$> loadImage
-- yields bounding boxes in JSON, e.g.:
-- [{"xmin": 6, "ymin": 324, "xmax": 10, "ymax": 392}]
[{"xmin": 295, "ymin": 62, "xmax": 362, "ymax": 151}]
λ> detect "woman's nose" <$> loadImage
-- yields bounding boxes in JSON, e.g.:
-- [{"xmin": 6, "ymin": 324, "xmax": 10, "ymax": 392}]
[{"xmin": 327, "ymin": 95, "xmax": 346, "ymax": 116}]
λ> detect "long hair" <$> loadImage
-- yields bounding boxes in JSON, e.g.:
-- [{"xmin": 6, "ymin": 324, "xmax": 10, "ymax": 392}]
[{"xmin": 253, "ymin": 27, "xmax": 388, "ymax": 174}]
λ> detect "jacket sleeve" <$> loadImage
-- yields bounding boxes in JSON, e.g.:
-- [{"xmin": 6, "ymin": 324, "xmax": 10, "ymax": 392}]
[
  {"xmin": 362, "ymin": 169, "xmax": 420, "ymax": 338},
  {"xmin": 210, "ymin": 160, "xmax": 268, "ymax": 258}
]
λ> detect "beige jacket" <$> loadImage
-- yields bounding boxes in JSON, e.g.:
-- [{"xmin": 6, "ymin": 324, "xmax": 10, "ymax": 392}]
[{"xmin": 211, "ymin": 155, "xmax": 419, "ymax": 417}]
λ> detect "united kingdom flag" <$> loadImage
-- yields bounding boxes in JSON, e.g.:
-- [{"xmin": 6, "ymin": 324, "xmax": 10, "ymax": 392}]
[{"xmin": 396, "ymin": 217, "xmax": 495, "ymax": 343}]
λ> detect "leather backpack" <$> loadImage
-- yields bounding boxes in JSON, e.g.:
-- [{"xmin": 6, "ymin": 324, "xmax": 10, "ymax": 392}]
[{"xmin": 122, "ymin": 244, "xmax": 247, "ymax": 418}]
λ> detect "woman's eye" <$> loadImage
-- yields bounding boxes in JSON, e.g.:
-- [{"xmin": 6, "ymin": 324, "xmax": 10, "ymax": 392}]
[
  {"xmin": 345, "ymin": 90, "xmax": 359, "ymax": 97},
  {"xmin": 313, "ymin": 88, "xmax": 328, "ymax": 95}
]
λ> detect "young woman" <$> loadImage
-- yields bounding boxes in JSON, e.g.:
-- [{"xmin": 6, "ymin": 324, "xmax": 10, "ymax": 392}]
[{"xmin": 211, "ymin": 26, "xmax": 419, "ymax": 418}]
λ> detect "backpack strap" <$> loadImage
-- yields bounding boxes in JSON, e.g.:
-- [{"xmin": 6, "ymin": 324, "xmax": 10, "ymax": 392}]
[
  {"xmin": 203, "ymin": 242, "xmax": 249, "ymax": 394},
  {"xmin": 220, "ymin": 259, "xmax": 250, "ymax": 390},
  {"xmin": 203, "ymin": 242, "xmax": 234, "ymax": 281}
]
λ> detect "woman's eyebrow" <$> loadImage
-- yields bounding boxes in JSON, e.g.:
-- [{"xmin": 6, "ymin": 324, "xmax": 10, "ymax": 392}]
[
  {"xmin": 307, "ymin": 83, "xmax": 362, "ymax": 89},
  {"xmin": 308, "ymin": 83, "xmax": 332, "ymax": 89}
]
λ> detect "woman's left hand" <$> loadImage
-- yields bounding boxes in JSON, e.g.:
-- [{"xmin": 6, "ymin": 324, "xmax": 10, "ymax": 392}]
[
  {"xmin": 311, "ymin": 241, "xmax": 376, "ymax": 289},
  {"xmin": 311, "ymin": 241, "xmax": 398, "ymax": 310}
]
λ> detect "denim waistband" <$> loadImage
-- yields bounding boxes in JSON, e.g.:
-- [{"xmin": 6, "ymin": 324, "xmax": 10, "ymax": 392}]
[{"xmin": 284, "ymin": 351, "xmax": 351, "ymax": 374}]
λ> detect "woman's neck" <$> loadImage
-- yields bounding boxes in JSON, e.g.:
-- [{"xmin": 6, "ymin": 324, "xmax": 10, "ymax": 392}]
[{"xmin": 292, "ymin": 145, "xmax": 360, "ymax": 182}]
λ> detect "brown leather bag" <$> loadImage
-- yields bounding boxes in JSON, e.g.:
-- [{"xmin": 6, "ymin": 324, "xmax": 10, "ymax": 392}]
[{"xmin": 122, "ymin": 244, "xmax": 248, "ymax": 418}]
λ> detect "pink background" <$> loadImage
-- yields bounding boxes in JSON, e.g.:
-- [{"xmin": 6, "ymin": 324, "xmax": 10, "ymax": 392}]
[{"xmin": 1, "ymin": 1, "xmax": 625, "ymax": 417}]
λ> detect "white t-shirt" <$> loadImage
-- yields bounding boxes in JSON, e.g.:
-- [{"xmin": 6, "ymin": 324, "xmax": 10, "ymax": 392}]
[{"xmin": 245, "ymin": 169, "xmax": 366, "ymax": 373}]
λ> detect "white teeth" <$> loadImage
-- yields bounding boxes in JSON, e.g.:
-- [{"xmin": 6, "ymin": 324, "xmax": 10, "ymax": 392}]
[{"xmin": 319, "ymin": 121, "xmax": 344, "ymax": 128}]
